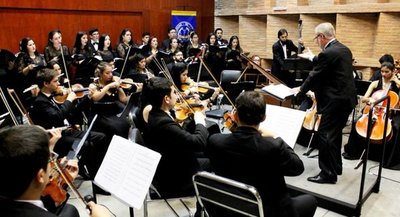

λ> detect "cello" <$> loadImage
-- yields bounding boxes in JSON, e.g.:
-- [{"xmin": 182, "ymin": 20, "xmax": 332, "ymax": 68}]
[{"xmin": 355, "ymin": 86, "xmax": 399, "ymax": 143}]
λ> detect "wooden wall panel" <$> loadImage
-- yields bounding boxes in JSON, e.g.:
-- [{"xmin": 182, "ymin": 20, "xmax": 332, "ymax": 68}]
[{"xmin": 0, "ymin": 0, "xmax": 214, "ymax": 53}]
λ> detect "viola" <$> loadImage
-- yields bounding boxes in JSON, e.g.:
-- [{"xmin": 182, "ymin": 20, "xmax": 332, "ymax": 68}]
[
  {"xmin": 53, "ymin": 83, "xmax": 89, "ymax": 104},
  {"xmin": 174, "ymin": 98, "xmax": 204, "ymax": 122},
  {"xmin": 181, "ymin": 81, "xmax": 214, "ymax": 94},
  {"xmin": 355, "ymin": 89, "xmax": 399, "ymax": 143},
  {"xmin": 41, "ymin": 156, "xmax": 75, "ymax": 207},
  {"xmin": 223, "ymin": 111, "xmax": 237, "ymax": 132}
]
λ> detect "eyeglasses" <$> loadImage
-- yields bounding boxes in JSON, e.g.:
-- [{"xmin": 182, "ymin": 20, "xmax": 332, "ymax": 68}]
[{"xmin": 313, "ymin": 34, "xmax": 323, "ymax": 40}]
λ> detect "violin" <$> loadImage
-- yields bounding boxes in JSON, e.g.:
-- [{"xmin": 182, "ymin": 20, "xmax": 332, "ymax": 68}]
[
  {"xmin": 53, "ymin": 83, "xmax": 88, "ymax": 104},
  {"xmin": 181, "ymin": 81, "xmax": 214, "ymax": 94},
  {"xmin": 174, "ymin": 97, "xmax": 205, "ymax": 122}
]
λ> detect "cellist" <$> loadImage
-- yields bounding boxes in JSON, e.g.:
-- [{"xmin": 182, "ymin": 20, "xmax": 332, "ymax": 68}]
[{"xmin": 343, "ymin": 62, "xmax": 400, "ymax": 161}]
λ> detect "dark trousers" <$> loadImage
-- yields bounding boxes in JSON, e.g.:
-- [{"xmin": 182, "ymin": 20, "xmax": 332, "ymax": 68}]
[{"xmin": 317, "ymin": 108, "xmax": 352, "ymax": 178}]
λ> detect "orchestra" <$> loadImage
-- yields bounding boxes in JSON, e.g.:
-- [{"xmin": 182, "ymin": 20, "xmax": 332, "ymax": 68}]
[{"xmin": 1, "ymin": 20, "xmax": 399, "ymax": 217}]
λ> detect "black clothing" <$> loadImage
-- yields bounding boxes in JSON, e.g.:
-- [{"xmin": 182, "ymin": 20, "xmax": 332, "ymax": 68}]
[
  {"xmin": 300, "ymin": 39, "xmax": 357, "ymax": 180},
  {"xmin": 208, "ymin": 126, "xmax": 316, "ymax": 217}
]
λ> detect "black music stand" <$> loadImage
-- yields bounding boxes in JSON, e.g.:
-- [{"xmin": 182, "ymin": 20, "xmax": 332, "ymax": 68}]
[{"xmin": 283, "ymin": 58, "xmax": 313, "ymax": 87}]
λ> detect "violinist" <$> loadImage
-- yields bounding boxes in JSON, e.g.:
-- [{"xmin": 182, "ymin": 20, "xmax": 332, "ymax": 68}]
[
  {"xmin": 207, "ymin": 91, "xmax": 317, "ymax": 217},
  {"xmin": 343, "ymin": 62, "xmax": 400, "ymax": 162},
  {"xmin": 0, "ymin": 125, "xmax": 113, "ymax": 217},
  {"xmin": 171, "ymin": 62, "xmax": 219, "ymax": 105},
  {"xmin": 143, "ymin": 76, "xmax": 209, "ymax": 198},
  {"xmin": 89, "ymin": 61, "xmax": 134, "ymax": 139},
  {"xmin": 30, "ymin": 68, "xmax": 108, "ymax": 180}
]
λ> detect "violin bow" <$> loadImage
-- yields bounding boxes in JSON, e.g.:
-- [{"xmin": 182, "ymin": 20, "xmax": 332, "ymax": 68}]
[
  {"xmin": 198, "ymin": 56, "xmax": 236, "ymax": 110},
  {"xmin": 119, "ymin": 45, "xmax": 132, "ymax": 80},
  {"xmin": 7, "ymin": 88, "xmax": 33, "ymax": 125},
  {"xmin": 240, "ymin": 53, "xmax": 283, "ymax": 85},
  {"xmin": 0, "ymin": 87, "xmax": 19, "ymax": 125},
  {"xmin": 59, "ymin": 44, "xmax": 72, "ymax": 90},
  {"xmin": 160, "ymin": 58, "xmax": 196, "ymax": 114}
]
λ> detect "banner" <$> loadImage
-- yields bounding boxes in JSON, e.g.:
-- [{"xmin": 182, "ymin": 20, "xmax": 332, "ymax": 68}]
[{"xmin": 171, "ymin": 10, "xmax": 196, "ymax": 43}]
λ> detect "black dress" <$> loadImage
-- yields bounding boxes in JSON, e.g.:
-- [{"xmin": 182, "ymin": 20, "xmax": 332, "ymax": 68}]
[{"xmin": 90, "ymin": 81, "xmax": 131, "ymax": 139}]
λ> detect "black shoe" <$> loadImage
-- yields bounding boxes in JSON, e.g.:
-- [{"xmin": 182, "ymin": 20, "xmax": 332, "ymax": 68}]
[
  {"xmin": 342, "ymin": 152, "xmax": 359, "ymax": 160},
  {"xmin": 307, "ymin": 174, "xmax": 337, "ymax": 184},
  {"xmin": 78, "ymin": 164, "xmax": 92, "ymax": 180}
]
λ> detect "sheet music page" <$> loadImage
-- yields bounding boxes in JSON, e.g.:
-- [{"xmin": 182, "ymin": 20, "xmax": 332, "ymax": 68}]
[
  {"xmin": 94, "ymin": 135, "xmax": 161, "ymax": 209},
  {"xmin": 261, "ymin": 84, "xmax": 294, "ymax": 100},
  {"xmin": 259, "ymin": 104, "xmax": 305, "ymax": 148}
]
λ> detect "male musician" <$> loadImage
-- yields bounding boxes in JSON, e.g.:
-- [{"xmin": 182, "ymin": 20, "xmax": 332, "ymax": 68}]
[
  {"xmin": 143, "ymin": 77, "xmax": 209, "ymax": 198},
  {"xmin": 30, "ymin": 68, "xmax": 109, "ymax": 181},
  {"xmin": 0, "ymin": 125, "xmax": 112, "ymax": 217},
  {"xmin": 208, "ymin": 91, "xmax": 317, "ymax": 217},
  {"xmin": 139, "ymin": 32, "xmax": 150, "ymax": 48},
  {"xmin": 88, "ymin": 28, "xmax": 100, "ymax": 53},
  {"xmin": 214, "ymin": 28, "xmax": 228, "ymax": 46},
  {"xmin": 296, "ymin": 22, "xmax": 357, "ymax": 184},
  {"xmin": 166, "ymin": 50, "xmax": 185, "ymax": 72},
  {"xmin": 271, "ymin": 28, "xmax": 304, "ymax": 87},
  {"xmin": 162, "ymin": 27, "xmax": 178, "ymax": 51}
]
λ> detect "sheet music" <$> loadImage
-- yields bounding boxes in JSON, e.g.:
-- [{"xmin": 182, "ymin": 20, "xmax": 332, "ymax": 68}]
[
  {"xmin": 261, "ymin": 84, "xmax": 294, "ymax": 100},
  {"xmin": 94, "ymin": 135, "xmax": 161, "ymax": 209},
  {"xmin": 259, "ymin": 104, "xmax": 305, "ymax": 148}
]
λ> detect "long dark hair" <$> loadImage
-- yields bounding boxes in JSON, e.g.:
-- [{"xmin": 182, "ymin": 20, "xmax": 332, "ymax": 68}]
[
  {"xmin": 73, "ymin": 31, "xmax": 89, "ymax": 54},
  {"xmin": 171, "ymin": 62, "xmax": 187, "ymax": 91},
  {"xmin": 98, "ymin": 34, "xmax": 113, "ymax": 51},
  {"xmin": 19, "ymin": 37, "xmax": 39, "ymax": 55}
]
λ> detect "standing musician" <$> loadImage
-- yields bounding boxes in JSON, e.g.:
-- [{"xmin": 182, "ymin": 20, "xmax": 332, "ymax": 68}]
[
  {"xmin": 89, "ymin": 61, "xmax": 140, "ymax": 139},
  {"xmin": 271, "ymin": 28, "xmax": 304, "ymax": 88},
  {"xmin": 71, "ymin": 31, "xmax": 94, "ymax": 65},
  {"xmin": 96, "ymin": 34, "xmax": 115, "ymax": 63},
  {"xmin": 343, "ymin": 62, "xmax": 400, "ymax": 163},
  {"xmin": 208, "ymin": 91, "xmax": 317, "ymax": 217},
  {"xmin": 88, "ymin": 27, "xmax": 100, "ymax": 53},
  {"xmin": 44, "ymin": 30, "xmax": 71, "ymax": 74},
  {"xmin": 295, "ymin": 22, "xmax": 357, "ymax": 184},
  {"xmin": 204, "ymin": 32, "xmax": 224, "ymax": 81},
  {"xmin": 116, "ymin": 28, "xmax": 136, "ymax": 75},
  {"xmin": 0, "ymin": 125, "xmax": 112, "ymax": 217},
  {"xmin": 30, "ymin": 68, "xmax": 109, "ymax": 179},
  {"xmin": 225, "ymin": 35, "xmax": 243, "ymax": 71},
  {"xmin": 214, "ymin": 28, "xmax": 228, "ymax": 46},
  {"xmin": 143, "ymin": 76, "xmax": 209, "ymax": 198},
  {"xmin": 15, "ymin": 37, "xmax": 46, "ymax": 106}
]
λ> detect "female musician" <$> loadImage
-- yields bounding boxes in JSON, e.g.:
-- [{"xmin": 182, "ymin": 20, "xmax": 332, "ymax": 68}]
[
  {"xmin": 126, "ymin": 54, "xmax": 155, "ymax": 83},
  {"xmin": 96, "ymin": 34, "xmax": 115, "ymax": 62},
  {"xmin": 89, "ymin": 61, "xmax": 132, "ymax": 139},
  {"xmin": 171, "ymin": 62, "xmax": 219, "ymax": 105},
  {"xmin": 185, "ymin": 32, "xmax": 202, "ymax": 58},
  {"xmin": 15, "ymin": 37, "xmax": 46, "ymax": 105},
  {"xmin": 343, "ymin": 62, "xmax": 400, "ymax": 164},
  {"xmin": 225, "ymin": 35, "xmax": 243, "ymax": 71},
  {"xmin": 71, "ymin": 31, "xmax": 94, "ymax": 65},
  {"xmin": 47, "ymin": 60, "xmax": 68, "ymax": 87},
  {"xmin": 44, "ymin": 30, "xmax": 70, "ymax": 73},
  {"xmin": 142, "ymin": 36, "xmax": 162, "ymax": 74},
  {"xmin": 166, "ymin": 38, "xmax": 179, "ymax": 54},
  {"xmin": 205, "ymin": 32, "xmax": 224, "ymax": 81},
  {"xmin": 116, "ymin": 28, "xmax": 134, "ymax": 59}
]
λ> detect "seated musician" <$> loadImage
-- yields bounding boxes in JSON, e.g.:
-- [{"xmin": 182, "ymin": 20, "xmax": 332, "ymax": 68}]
[
  {"xmin": 30, "ymin": 68, "xmax": 108, "ymax": 179},
  {"xmin": 343, "ymin": 62, "xmax": 400, "ymax": 164},
  {"xmin": 0, "ymin": 125, "xmax": 112, "ymax": 217},
  {"xmin": 207, "ymin": 91, "xmax": 317, "ymax": 217},
  {"xmin": 171, "ymin": 62, "xmax": 219, "ymax": 105},
  {"xmin": 89, "ymin": 61, "xmax": 139, "ymax": 139},
  {"xmin": 125, "ymin": 54, "xmax": 155, "ymax": 83},
  {"xmin": 143, "ymin": 76, "xmax": 209, "ymax": 198}
]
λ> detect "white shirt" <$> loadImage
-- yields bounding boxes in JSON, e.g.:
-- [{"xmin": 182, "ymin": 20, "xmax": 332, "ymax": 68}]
[
  {"xmin": 280, "ymin": 42, "xmax": 287, "ymax": 59},
  {"xmin": 17, "ymin": 199, "xmax": 47, "ymax": 211}
]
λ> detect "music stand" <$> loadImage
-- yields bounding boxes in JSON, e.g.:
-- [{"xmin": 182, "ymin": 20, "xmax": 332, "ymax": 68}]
[
  {"xmin": 283, "ymin": 58, "xmax": 313, "ymax": 87},
  {"xmin": 354, "ymin": 80, "xmax": 371, "ymax": 96}
]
